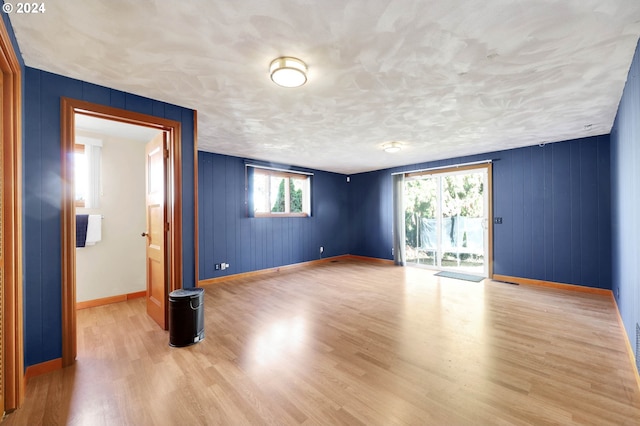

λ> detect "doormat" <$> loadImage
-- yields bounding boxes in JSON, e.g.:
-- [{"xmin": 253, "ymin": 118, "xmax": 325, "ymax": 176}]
[{"xmin": 434, "ymin": 271, "xmax": 484, "ymax": 282}]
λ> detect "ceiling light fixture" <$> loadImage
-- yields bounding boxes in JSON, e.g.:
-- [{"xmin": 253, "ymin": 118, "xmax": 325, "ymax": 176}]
[
  {"xmin": 383, "ymin": 142, "xmax": 402, "ymax": 153},
  {"xmin": 270, "ymin": 57, "xmax": 307, "ymax": 88}
]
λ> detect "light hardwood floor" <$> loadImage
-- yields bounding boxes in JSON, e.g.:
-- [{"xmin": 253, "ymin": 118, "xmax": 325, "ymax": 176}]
[{"xmin": 4, "ymin": 260, "xmax": 640, "ymax": 425}]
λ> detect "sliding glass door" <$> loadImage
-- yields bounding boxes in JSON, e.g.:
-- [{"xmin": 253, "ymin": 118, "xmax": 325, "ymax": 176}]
[{"xmin": 404, "ymin": 167, "xmax": 489, "ymax": 277}]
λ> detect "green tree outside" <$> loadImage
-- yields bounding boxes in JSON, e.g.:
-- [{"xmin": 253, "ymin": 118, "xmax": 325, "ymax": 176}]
[
  {"xmin": 404, "ymin": 173, "xmax": 484, "ymax": 249},
  {"xmin": 271, "ymin": 178, "xmax": 303, "ymax": 213}
]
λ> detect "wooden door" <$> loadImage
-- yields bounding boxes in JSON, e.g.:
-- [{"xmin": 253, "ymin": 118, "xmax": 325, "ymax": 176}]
[{"xmin": 145, "ymin": 133, "xmax": 167, "ymax": 329}]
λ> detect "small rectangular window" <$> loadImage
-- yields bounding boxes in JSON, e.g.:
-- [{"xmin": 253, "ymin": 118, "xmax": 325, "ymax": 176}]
[
  {"xmin": 249, "ymin": 167, "xmax": 311, "ymax": 217},
  {"xmin": 74, "ymin": 137, "xmax": 102, "ymax": 209}
]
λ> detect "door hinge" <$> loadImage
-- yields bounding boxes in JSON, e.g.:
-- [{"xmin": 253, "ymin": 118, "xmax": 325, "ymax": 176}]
[
  {"xmin": 163, "ymin": 149, "xmax": 169, "ymax": 159},
  {"xmin": 165, "ymin": 223, "xmax": 170, "ymax": 232}
]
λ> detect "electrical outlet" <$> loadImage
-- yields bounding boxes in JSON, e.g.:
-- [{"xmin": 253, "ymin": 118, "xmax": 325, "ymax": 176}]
[
  {"xmin": 215, "ymin": 263, "xmax": 220, "ymax": 270},
  {"xmin": 494, "ymin": 217, "xmax": 503, "ymax": 224}
]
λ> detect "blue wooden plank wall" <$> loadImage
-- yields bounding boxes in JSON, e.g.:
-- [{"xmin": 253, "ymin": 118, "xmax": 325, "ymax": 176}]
[
  {"xmin": 347, "ymin": 170, "xmax": 394, "ymax": 259},
  {"xmin": 197, "ymin": 152, "xmax": 350, "ymax": 280},
  {"xmin": 349, "ymin": 136, "xmax": 611, "ymax": 289},
  {"xmin": 24, "ymin": 67, "xmax": 196, "ymax": 367},
  {"xmin": 610, "ymin": 38, "xmax": 640, "ymax": 355},
  {"xmin": 492, "ymin": 138, "xmax": 610, "ymax": 288}
]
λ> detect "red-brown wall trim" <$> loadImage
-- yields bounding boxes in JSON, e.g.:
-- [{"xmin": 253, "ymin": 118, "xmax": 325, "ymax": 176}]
[
  {"xmin": 492, "ymin": 274, "xmax": 612, "ymax": 296},
  {"xmin": 24, "ymin": 358, "xmax": 62, "ymax": 383},
  {"xmin": 76, "ymin": 291, "xmax": 146, "ymax": 310}
]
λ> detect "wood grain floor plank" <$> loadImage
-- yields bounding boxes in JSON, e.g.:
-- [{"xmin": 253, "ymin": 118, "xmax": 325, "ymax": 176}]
[{"xmin": 3, "ymin": 260, "xmax": 640, "ymax": 425}]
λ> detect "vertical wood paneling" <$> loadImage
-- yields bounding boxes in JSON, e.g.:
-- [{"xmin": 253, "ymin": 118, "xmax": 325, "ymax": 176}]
[
  {"xmin": 551, "ymin": 142, "xmax": 572, "ymax": 284},
  {"xmin": 239, "ymin": 210, "xmax": 251, "ymax": 273},
  {"xmin": 226, "ymin": 157, "xmax": 237, "ymax": 271},
  {"xmin": 197, "ymin": 152, "xmax": 350, "ymax": 280},
  {"xmin": 40, "ymin": 72, "xmax": 70, "ymax": 360},
  {"xmin": 596, "ymin": 139, "xmax": 611, "ymax": 289},
  {"xmin": 511, "ymin": 149, "xmax": 525, "ymax": 276},
  {"xmin": 234, "ymin": 158, "xmax": 242, "ymax": 268},
  {"xmin": 211, "ymin": 156, "xmax": 225, "ymax": 270},
  {"xmin": 273, "ymin": 220, "xmax": 283, "ymax": 267},
  {"xmin": 23, "ymin": 67, "xmax": 196, "ymax": 367},
  {"xmin": 570, "ymin": 142, "xmax": 582, "ymax": 285},
  {"xmin": 200, "ymin": 156, "xmax": 214, "ymax": 278},
  {"xmin": 265, "ymin": 219, "xmax": 274, "ymax": 268},
  {"xmin": 579, "ymin": 140, "xmax": 598, "ymax": 286},
  {"xmin": 349, "ymin": 136, "xmax": 611, "ymax": 290},
  {"xmin": 529, "ymin": 149, "xmax": 545, "ymax": 280},
  {"xmin": 492, "ymin": 150, "xmax": 510, "ymax": 274},
  {"xmin": 611, "ymin": 38, "xmax": 640, "ymax": 355},
  {"xmin": 542, "ymin": 146, "xmax": 554, "ymax": 281},
  {"xmin": 521, "ymin": 148, "xmax": 533, "ymax": 278},
  {"xmin": 124, "ymin": 94, "xmax": 153, "ymax": 116},
  {"xmin": 250, "ymin": 219, "xmax": 258, "ymax": 270},
  {"xmin": 109, "ymin": 90, "xmax": 125, "ymax": 110},
  {"xmin": 151, "ymin": 101, "xmax": 165, "ymax": 119},
  {"xmin": 286, "ymin": 218, "xmax": 294, "ymax": 265},
  {"xmin": 259, "ymin": 220, "xmax": 268, "ymax": 269},
  {"xmin": 23, "ymin": 67, "xmax": 42, "ymax": 366},
  {"xmin": 24, "ymin": 68, "xmax": 44, "ymax": 365},
  {"xmin": 81, "ymin": 82, "xmax": 110, "ymax": 105},
  {"xmin": 36, "ymin": 70, "xmax": 67, "ymax": 364}
]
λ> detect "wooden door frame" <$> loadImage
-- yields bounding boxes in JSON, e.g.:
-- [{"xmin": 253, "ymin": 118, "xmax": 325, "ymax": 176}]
[
  {"xmin": 0, "ymin": 17, "xmax": 24, "ymax": 411},
  {"xmin": 60, "ymin": 98, "xmax": 183, "ymax": 366}
]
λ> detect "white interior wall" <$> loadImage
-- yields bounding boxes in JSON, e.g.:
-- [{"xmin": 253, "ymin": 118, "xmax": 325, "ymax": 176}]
[{"xmin": 76, "ymin": 130, "xmax": 149, "ymax": 302}]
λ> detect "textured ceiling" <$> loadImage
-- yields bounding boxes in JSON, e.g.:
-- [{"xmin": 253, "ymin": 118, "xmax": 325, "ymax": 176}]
[
  {"xmin": 75, "ymin": 114, "xmax": 160, "ymax": 143},
  {"xmin": 9, "ymin": 1, "xmax": 640, "ymax": 174}
]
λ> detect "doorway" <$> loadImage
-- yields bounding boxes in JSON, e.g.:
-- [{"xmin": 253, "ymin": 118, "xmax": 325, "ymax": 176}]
[
  {"xmin": 404, "ymin": 165, "xmax": 491, "ymax": 277},
  {"xmin": 61, "ymin": 98, "xmax": 183, "ymax": 367},
  {"xmin": 73, "ymin": 115, "xmax": 161, "ymax": 310}
]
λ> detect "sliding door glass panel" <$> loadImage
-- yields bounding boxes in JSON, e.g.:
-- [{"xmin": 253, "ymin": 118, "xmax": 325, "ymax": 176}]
[
  {"xmin": 403, "ymin": 167, "xmax": 488, "ymax": 277},
  {"xmin": 404, "ymin": 176, "xmax": 438, "ymax": 266},
  {"xmin": 440, "ymin": 172, "xmax": 486, "ymax": 275}
]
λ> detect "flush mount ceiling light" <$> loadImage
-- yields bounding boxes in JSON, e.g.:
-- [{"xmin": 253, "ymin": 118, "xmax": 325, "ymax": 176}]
[
  {"xmin": 270, "ymin": 57, "xmax": 307, "ymax": 88},
  {"xmin": 383, "ymin": 141, "xmax": 402, "ymax": 153}
]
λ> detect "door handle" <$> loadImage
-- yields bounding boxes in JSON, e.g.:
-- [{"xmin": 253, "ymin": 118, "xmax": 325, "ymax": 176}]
[{"xmin": 141, "ymin": 232, "xmax": 149, "ymax": 237}]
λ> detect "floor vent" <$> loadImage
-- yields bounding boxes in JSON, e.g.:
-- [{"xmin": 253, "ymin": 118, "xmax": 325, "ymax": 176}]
[{"xmin": 636, "ymin": 323, "xmax": 640, "ymax": 372}]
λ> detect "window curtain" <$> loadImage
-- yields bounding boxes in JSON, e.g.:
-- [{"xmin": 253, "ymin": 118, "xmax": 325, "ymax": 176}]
[
  {"xmin": 84, "ymin": 142, "xmax": 102, "ymax": 209},
  {"xmin": 246, "ymin": 165, "xmax": 255, "ymax": 217},
  {"xmin": 392, "ymin": 173, "xmax": 406, "ymax": 265},
  {"xmin": 303, "ymin": 175, "xmax": 312, "ymax": 217}
]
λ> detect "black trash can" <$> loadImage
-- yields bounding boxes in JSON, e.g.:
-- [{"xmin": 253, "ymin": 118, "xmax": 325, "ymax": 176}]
[{"xmin": 168, "ymin": 287, "xmax": 205, "ymax": 347}]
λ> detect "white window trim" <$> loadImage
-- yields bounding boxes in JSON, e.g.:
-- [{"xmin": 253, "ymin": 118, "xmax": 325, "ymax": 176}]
[{"xmin": 247, "ymin": 164, "xmax": 312, "ymax": 217}]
